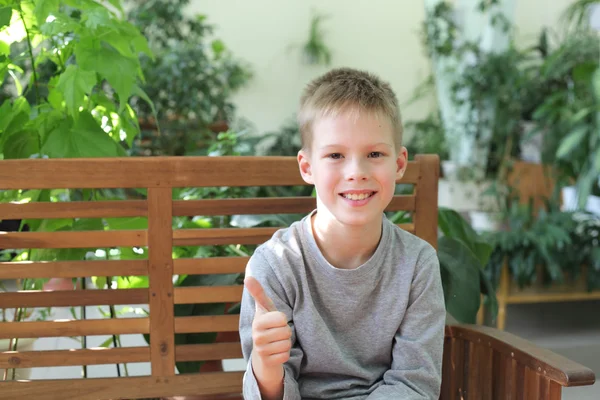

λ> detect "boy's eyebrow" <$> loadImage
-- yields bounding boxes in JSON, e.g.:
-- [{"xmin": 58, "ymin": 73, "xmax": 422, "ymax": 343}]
[{"xmin": 319, "ymin": 142, "xmax": 393, "ymax": 149}]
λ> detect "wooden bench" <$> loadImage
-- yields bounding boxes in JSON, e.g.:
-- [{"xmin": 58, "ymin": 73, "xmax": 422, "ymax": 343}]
[{"xmin": 0, "ymin": 155, "xmax": 595, "ymax": 399}]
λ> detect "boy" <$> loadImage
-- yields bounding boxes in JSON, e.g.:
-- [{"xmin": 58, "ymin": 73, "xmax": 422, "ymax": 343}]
[{"xmin": 239, "ymin": 68, "xmax": 446, "ymax": 399}]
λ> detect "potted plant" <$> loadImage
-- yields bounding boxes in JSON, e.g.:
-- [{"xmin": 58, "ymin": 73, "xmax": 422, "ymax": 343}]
[{"xmin": 126, "ymin": 0, "xmax": 252, "ymax": 157}]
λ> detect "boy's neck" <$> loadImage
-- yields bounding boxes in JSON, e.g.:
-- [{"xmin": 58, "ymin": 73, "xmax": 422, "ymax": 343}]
[{"xmin": 310, "ymin": 211, "xmax": 383, "ymax": 270}]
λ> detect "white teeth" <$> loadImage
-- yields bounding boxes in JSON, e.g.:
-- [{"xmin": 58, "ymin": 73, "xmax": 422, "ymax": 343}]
[{"xmin": 343, "ymin": 192, "xmax": 372, "ymax": 200}]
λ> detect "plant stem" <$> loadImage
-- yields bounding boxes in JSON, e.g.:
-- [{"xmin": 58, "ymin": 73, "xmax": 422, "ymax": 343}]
[
  {"xmin": 18, "ymin": 4, "xmax": 39, "ymax": 105},
  {"xmin": 80, "ymin": 277, "xmax": 87, "ymax": 378},
  {"xmin": 106, "ymin": 276, "xmax": 122, "ymax": 377}
]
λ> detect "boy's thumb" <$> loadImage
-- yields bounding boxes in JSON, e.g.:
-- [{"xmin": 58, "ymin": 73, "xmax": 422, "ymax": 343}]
[{"xmin": 244, "ymin": 276, "xmax": 277, "ymax": 313}]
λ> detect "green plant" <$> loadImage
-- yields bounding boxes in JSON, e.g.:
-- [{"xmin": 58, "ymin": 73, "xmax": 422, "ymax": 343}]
[
  {"xmin": 301, "ymin": 10, "xmax": 331, "ymax": 66},
  {"xmin": 405, "ymin": 112, "xmax": 449, "ymax": 161},
  {"xmin": 0, "ymin": 0, "xmax": 154, "ymax": 161},
  {"xmin": 127, "ymin": 0, "xmax": 252, "ymax": 156},
  {"xmin": 483, "ymin": 199, "xmax": 598, "ymax": 290},
  {"xmin": 0, "ymin": 0, "xmax": 152, "ymax": 379},
  {"xmin": 437, "ymin": 207, "xmax": 497, "ymax": 324}
]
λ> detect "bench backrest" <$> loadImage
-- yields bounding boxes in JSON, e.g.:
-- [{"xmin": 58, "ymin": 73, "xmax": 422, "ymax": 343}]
[{"xmin": 0, "ymin": 154, "xmax": 438, "ymax": 399}]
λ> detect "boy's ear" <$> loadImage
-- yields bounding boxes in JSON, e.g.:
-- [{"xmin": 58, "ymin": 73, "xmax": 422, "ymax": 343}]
[
  {"xmin": 395, "ymin": 146, "xmax": 408, "ymax": 180},
  {"xmin": 297, "ymin": 150, "xmax": 314, "ymax": 185}
]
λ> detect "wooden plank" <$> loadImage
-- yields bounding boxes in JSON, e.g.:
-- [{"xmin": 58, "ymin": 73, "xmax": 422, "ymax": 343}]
[
  {"xmin": 173, "ymin": 227, "xmax": 279, "ymax": 246},
  {"xmin": 445, "ymin": 324, "xmax": 596, "ymax": 387},
  {"xmin": 480, "ymin": 343, "xmax": 493, "ymax": 400},
  {"xmin": 549, "ymin": 381, "xmax": 562, "ymax": 400},
  {"xmin": 440, "ymin": 337, "xmax": 452, "ymax": 399},
  {"xmin": 0, "ymin": 230, "xmax": 146, "ymax": 249},
  {"xmin": 0, "ymin": 372, "xmax": 244, "ymax": 399},
  {"xmin": 516, "ymin": 363, "xmax": 526, "ymax": 400},
  {"xmin": 413, "ymin": 154, "xmax": 439, "ymax": 249},
  {"xmin": 175, "ymin": 343, "xmax": 243, "ymax": 362},
  {"xmin": 0, "ymin": 200, "xmax": 147, "ymax": 219},
  {"xmin": 0, "ymin": 346, "xmax": 149, "ymax": 368},
  {"xmin": 0, "ymin": 288, "xmax": 148, "ymax": 308},
  {"xmin": 0, "ymin": 157, "xmax": 421, "ymax": 189},
  {"xmin": 173, "ymin": 224, "xmax": 413, "ymax": 246},
  {"xmin": 174, "ymin": 315, "xmax": 240, "ymax": 334},
  {"xmin": 0, "ymin": 260, "xmax": 148, "ymax": 279},
  {"xmin": 172, "ymin": 194, "xmax": 416, "ymax": 217},
  {"xmin": 506, "ymin": 291, "xmax": 600, "ymax": 304},
  {"xmin": 539, "ymin": 376, "xmax": 551, "ymax": 399},
  {"xmin": 467, "ymin": 342, "xmax": 481, "ymax": 400},
  {"xmin": 0, "ymin": 318, "xmax": 149, "ymax": 339},
  {"xmin": 147, "ymin": 187, "xmax": 175, "ymax": 376},
  {"xmin": 174, "ymin": 257, "xmax": 249, "ymax": 275},
  {"xmin": 174, "ymin": 286, "xmax": 244, "ymax": 305},
  {"xmin": 524, "ymin": 366, "xmax": 540, "ymax": 399},
  {"xmin": 493, "ymin": 352, "xmax": 515, "ymax": 400}
]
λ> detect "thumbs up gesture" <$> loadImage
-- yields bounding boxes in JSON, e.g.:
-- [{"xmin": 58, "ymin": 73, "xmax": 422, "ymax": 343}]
[{"xmin": 245, "ymin": 276, "xmax": 292, "ymax": 370}]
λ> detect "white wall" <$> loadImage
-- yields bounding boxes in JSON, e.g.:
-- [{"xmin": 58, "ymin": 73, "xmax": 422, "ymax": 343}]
[{"xmin": 187, "ymin": 0, "xmax": 573, "ymax": 137}]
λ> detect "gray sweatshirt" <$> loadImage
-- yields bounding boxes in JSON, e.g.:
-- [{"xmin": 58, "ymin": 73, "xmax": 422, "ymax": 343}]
[{"xmin": 239, "ymin": 211, "xmax": 445, "ymax": 399}]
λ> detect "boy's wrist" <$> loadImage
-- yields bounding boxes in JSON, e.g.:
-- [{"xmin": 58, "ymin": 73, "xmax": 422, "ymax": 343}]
[{"xmin": 252, "ymin": 352, "xmax": 285, "ymax": 399}]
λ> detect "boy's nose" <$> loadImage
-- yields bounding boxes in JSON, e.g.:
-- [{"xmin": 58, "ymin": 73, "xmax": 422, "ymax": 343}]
[{"xmin": 345, "ymin": 160, "xmax": 369, "ymax": 181}]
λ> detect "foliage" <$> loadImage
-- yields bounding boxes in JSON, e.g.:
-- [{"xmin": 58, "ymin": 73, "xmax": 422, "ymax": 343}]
[
  {"xmin": 404, "ymin": 111, "xmax": 448, "ymax": 161},
  {"xmin": 531, "ymin": 29, "xmax": 600, "ymax": 200},
  {"xmin": 126, "ymin": 0, "xmax": 252, "ymax": 156},
  {"xmin": 484, "ymin": 199, "xmax": 600, "ymax": 290},
  {"xmin": 0, "ymin": 0, "xmax": 154, "ymax": 160},
  {"xmin": 302, "ymin": 10, "xmax": 331, "ymax": 66},
  {"xmin": 437, "ymin": 207, "xmax": 497, "ymax": 324}
]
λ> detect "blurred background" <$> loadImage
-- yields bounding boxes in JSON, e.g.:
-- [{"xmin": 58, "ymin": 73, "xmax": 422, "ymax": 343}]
[{"xmin": 1, "ymin": 1, "xmax": 599, "ymax": 398}]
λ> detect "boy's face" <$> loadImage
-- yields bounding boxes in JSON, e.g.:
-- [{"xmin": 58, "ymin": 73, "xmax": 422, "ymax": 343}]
[{"xmin": 297, "ymin": 110, "xmax": 407, "ymax": 228}]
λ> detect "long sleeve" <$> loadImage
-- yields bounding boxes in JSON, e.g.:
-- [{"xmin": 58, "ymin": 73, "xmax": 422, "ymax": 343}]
[
  {"xmin": 239, "ymin": 248, "xmax": 303, "ymax": 400},
  {"xmin": 366, "ymin": 252, "xmax": 446, "ymax": 400}
]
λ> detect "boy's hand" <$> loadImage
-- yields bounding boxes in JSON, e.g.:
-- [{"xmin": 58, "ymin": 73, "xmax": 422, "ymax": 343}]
[{"xmin": 245, "ymin": 276, "xmax": 291, "ymax": 398}]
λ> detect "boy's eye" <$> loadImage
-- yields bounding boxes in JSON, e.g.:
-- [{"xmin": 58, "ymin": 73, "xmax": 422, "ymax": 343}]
[
  {"xmin": 369, "ymin": 151, "xmax": 384, "ymax": 158},
  {"xmin": 327, "ymin": 153, "xmax": 343, "ymax": 159}
]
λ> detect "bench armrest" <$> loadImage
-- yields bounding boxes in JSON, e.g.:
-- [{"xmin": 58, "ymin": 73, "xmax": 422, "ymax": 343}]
[{"xmin": 445, "ymin": 324, "xmax": 596, "ymax": 387}]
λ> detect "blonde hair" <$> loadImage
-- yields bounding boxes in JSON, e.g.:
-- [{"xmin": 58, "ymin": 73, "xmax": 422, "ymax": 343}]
[{"xmin": 297, "ymin": 67, "xmax": 403, "ymax": 151}]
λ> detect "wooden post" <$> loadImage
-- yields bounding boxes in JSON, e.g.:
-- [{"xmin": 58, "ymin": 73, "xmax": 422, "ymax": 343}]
[
  {"xmin": 414, "ymin": 154, "xmax": 440, "ymax": 250},
  {"xmin": 147, "ymin": 187, "xmax": 175, "ymax": 375}
]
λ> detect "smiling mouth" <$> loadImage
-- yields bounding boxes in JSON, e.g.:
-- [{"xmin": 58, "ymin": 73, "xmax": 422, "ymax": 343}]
[{"xmin": 340, "ymin": 192, "xmax": 376, "ymax": 201}]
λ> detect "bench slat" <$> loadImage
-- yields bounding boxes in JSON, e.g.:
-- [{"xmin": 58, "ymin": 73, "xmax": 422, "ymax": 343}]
[
  {"xmin": 0, "ymin": 200, "xmax": 147, "ymax": 219},
  {"xmin": 0, "ymin": 260, "xmax": 148, "ymax": 279},
  {"xmin": 174, "ymin": 257, "xmax": 249, "ymax": 275},
  {"xmin": 0, "ymin": 372, "xmax": 244, "ymax": 399},
  {"xmin": 174, "ymin": 286, "xmax": 243, "ymax": 305},
  {"xmin": 0, "ymin": 156, "xmax": 421, "ymax": 189},
  {"xmin": 0, "ymin": 230, "xmax": 147, "ymax": 249},
  {"xmin": 0, "ymin": 318, "xmax": 149, "ymax": 339},
  {"xmin": 0, "ymin": 289, "xmax": 148, "ymax": 308},
  {"xmin": 0, "ymin": 346, "xmax": 149, "ymax": 368},
  {"xmin": 0, "ymin": 343, "xmax": 243, "ymax": 369},
  {"xmin": 174, "ymin": 315, "xmax": 240, "ymax": 333},
  {"xmin": 173, "ymin": 194, "xmax": 416, "ymax": 216}
]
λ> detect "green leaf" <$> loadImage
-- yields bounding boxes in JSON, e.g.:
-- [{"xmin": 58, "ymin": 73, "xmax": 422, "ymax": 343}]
[
  {"xmin": 34, "ymin": 0, "xmax": 59, "ymax": 26},
  {"xmin": 0, "ymin": 40, "xmax": 8, "ymax": 55},
  {"xmin": 41, "ymin": 112, "xmax": 122, "ymax": 158},
  {"xmin": 593, "ymin": 67, "xmax": 600, "ymax": 101},
  {"xmin": 106, "ymin": 0, "xmax": 124, "ymax": 13},
  {"xmin": 3, "ymin": 130, "xmax": 39, "ymax": 159},
  {"xmin": 556, "ymin": 126, "xmax": 588, "ymax": 159},
  {"xmin": 132, "ymin": 84, "xmax": 156, "ymax": 118},
  {"xmin": 479, "ymin": 269, "xmax": 498, "ymax": 323},
  {"xmin": 56, "ymin": 65, "xmax": 96, "ymax": 118},
  {"xmin": 0, "ymin": 6, "xmax": 12, "ymax": 30},
  {"xmin": 438, "ymin": 236, "xmax": 482, "ymax": 324},
  {"xmin": 75, "ymin": 36, "xmax": 137, "ymax": 111},
  {"xmin": 105, "ymin": 217, "xmax": 148, "ymax": 230},
  {"xmin": 98, "ymin": 336, "xmax": 114, "ymax": 348},
  {"xmin": 83, "ymin": 7, "xmax": 111, "ymax": 30}
]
